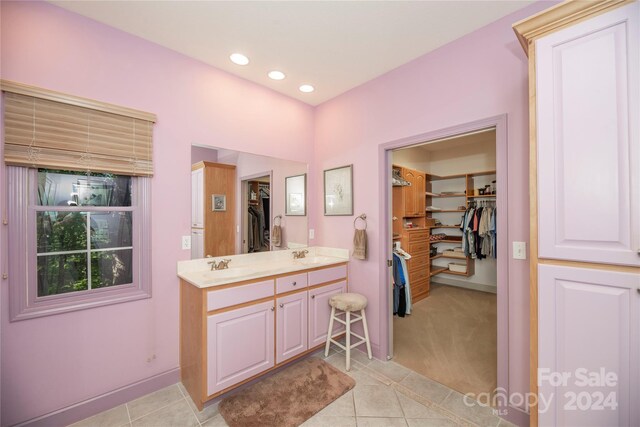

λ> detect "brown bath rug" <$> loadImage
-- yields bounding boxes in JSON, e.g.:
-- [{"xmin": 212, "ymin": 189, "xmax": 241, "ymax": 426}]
[{"xmin": 218, "ymin": 357, "xmax": 355, "ymax": 427}]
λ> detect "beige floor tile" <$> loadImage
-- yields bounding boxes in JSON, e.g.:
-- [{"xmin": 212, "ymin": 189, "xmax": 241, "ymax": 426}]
[
  {"xmin": 324, "ymin": 352, "xmax": 364, "ymax": 373},
  {"xmin": 439, "ymin": 392, "xmax": 500, "ymax": 427},
  {"xmin": 127, "ymin": 385, "xmax": 184, "ymax": 421},
  {"xmin": 300, "ymin": 415, "xmax": 357, "ymax": 426},
  {"xmin": 396, "ymin": 392, "xmax": 448, "ymax": 419},
  {"xmin": 497, "ymin": 418, "xmax": 517, "ymax": 427},
  {"xmin": 131, "ymin": 399, "xmax": 198, "ymax": 427},
  {"xmin": 399, "ymin": 373, "xmax": 451, "ymax": 404},
  {"xmin": 201, "ymin": 413, "xmax": 229, "ymax": 427},
  {"xmin": 347, "ymin": 369, "xmax": 386, "ymax": 387},
  {"xmin": 367, "ymin": 359, "xmax": 412, "ymax": 382},
  {"xmin": 406, "ymin": 419, "xmax": 460, "ymax": 427},
  {"xmin": 357, "ymin": 416, "xmax": 408, "ymax": 426},
  {"xmin": 349, "ymin": 349, "xmax": 373, "ymax": 366},
  {"xmin": 185, "ymin": 394, "xmax": 220, "ymax": 423},
  {"xmin": 354, "ymin": 384, "xmax": 404, "ymax": 418},
  {"xmin": 69, "ymin": 404, "xmax": 130, "ymax": 427},
  {"xmin": 316, "ymin": 390, "xmax": 355, "ymax": 417}
]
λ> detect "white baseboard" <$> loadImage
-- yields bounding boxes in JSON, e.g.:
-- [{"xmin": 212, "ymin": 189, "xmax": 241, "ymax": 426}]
[{"xmin": 431, "ymin": 277, "xmax": 497, "ymax": 294}]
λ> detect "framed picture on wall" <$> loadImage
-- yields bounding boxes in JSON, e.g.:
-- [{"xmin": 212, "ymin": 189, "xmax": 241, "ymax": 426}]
[
  {"xmin": 212, "ymin": 194, "xmax": 226, "ymax": 212},
  {"xmin": 285, "ymin": 174, "xmax": 306, "ymax": 216},
  {"xmin": 324, "ymin": 165, "xmax": 353, "ymax": 216}
]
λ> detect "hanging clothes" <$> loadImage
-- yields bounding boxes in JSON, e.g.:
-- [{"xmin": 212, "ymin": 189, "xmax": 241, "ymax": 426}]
[{"xmin": 392, "ymin": 251, "xmax": 412, "ymax": 317}]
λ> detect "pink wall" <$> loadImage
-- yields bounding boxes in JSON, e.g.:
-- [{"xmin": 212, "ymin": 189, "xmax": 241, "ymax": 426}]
[
  {"xmin": 0, "ymin": 1, "xmax": 314, "ymax": 425},
  {"xmin": 312, "ymin": 1, "xmax": 554, "ymax": 417}
]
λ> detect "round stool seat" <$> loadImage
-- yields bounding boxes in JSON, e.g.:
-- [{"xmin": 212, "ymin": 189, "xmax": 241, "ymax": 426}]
[{"xmin": 329, "ymin": 293, "xmax": 368, "ymax": 312}]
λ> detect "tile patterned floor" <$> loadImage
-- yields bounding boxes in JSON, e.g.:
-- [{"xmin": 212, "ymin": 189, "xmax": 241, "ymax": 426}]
[{"xmin": 70, "ymin": 346, "xmax": 516, "ymax": 427}]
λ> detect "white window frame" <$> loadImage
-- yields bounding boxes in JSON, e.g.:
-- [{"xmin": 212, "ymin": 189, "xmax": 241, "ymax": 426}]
[{"xmin": 8, "ymin": 166, "xmax": 152, "ymax": 321}]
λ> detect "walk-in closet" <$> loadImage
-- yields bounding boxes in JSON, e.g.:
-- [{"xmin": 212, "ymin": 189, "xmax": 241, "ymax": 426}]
[{"xmin": 390, "ymin": 128, "xmax": 498, "ymax": 398}]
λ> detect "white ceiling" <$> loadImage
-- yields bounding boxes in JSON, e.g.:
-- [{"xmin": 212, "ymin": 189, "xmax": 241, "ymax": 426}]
[{"xmin": 50, "ymin": 1, "xmax": 533, "ymax": 106}]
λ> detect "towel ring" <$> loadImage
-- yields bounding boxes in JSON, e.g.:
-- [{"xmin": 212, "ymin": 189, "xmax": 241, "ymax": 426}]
[
  {"xmin": 353, "ymin": 213, "xmax": 367, "ymax": 230},
  {"xmin": 274, "ymin": 215, "xmax": 282, "ymax": 226}
]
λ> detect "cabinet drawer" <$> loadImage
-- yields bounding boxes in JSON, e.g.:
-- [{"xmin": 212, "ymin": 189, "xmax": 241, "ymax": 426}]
[
  {"xmin": 409, "ymin": 267, "xmax": 429, "ymax": 282},
  {"xmin": 207, "ymin": 279, "xmax": 274, "ymax": 311},
  {"xmin": 408, "ymin": 240, "xmax": 429, "ymax": 254},
  {"xmin": 308, "ymin": 264, "xmax": 347, "ymax": 286},
  {"xmin": 411, "ymin": 278, "xmax": 430, "ymax": 297},
  {"xmin": 406, "ymin": 230, "xmax": 428, "ymax": 242},
  {"xmin": 276, "ymin": 273, "xmax": 308, "ymax": 294}
]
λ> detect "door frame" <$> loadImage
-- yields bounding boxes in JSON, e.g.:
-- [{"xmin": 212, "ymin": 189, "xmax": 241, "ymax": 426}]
[
  {"xmin": 378, "ymin": 114, "xmax": 511, "ymax": 413},
  {"xmin": 240, "ymin": 170, "xmax": 273, "ymax": 254}
]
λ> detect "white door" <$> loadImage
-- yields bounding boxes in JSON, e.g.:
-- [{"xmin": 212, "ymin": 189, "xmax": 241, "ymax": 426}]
[
  {"xmin": 535, "ymin": 2, "xmax": 639, "ymax": 266},
  {"xmin": 538, "ymin": 264, "xmax": 639, "ymax": 426},
  {"xmin": 192, "ymin": 168, "xmax": 204, "ymax": 228}
]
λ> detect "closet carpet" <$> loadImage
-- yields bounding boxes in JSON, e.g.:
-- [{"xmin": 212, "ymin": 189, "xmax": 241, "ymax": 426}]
[{"xmin": 393, "ymin": 283, "xmax": 497, "ymax": 399}]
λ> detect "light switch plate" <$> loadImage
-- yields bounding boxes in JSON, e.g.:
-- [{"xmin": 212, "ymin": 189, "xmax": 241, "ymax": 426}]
[
  {"xmin": 309, "ymin": 229, "xmax": 315, "ymax": 239},
  {"xmin": 513, "ymin": 241, "xmax": 526, "ymax": 260},
  {"xmin": 181, "ymin": 235, "xmax": 191, "ymax": 250}
]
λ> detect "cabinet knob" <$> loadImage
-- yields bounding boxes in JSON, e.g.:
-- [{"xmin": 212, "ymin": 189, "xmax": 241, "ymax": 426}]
[
  {"xmin": 311, "ymin": 295, "xmax": 315, "ymax": 299},
  {"xmin": 270, "ymin": 306, "xmax": 275, "ymax": 311},
  {"xmin": 292, "ymin": 281, "xmax": 297, "ymax": 286},
  {"xmin": 279, "ymin": 303, "xmax": 284, "ymax": 308}
]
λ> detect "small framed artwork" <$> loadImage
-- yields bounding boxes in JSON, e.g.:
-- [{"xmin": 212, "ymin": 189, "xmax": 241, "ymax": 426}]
[
  {"xmin": 285, "ymin": 174, "xmax": 306, "ymax": 216},
  {"xmin": 324, "ymin": 165, "xmax": 353, "ymax": 216},
  {"xmin": 212, "ymin": 194, "xmax": 226, "ymax": 212}
]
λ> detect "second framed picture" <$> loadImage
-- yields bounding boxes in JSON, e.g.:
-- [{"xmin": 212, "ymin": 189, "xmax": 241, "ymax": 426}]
[
  {"xmin": 324, "ymin": 165, "xmax": 353, "ymax": 216},
  {"xmin": 285, "ymin": 173, "xmax": 306, "ymax": 216}
]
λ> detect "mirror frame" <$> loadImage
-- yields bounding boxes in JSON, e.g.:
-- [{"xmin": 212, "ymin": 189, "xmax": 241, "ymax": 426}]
[{"xmin": 285, "ymin": 173, "xmax": 307, "ymax": 216}]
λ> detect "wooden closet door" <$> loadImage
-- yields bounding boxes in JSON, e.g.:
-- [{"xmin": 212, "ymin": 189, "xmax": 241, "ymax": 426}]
[
  {"xmin": 402, "ymin": 168, "xmax": 417, "ymax": 216},
  {"xmin": 536, "ymin": 2, "xmax": 639, "ymax": 267},
  {"xmin": 414, "ymin": 173, "xmax": 426, "ymax": 217}
]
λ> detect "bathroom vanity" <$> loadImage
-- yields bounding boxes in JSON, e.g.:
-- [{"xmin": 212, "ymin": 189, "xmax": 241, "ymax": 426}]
[{"xmin": 177, "ymin": 247, "xmax": 349, "ymax": 410}]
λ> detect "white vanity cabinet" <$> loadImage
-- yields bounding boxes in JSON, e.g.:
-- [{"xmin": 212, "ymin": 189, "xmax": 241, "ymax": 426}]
[
  {"xmin": 179, "ymin": 261, "xmax": 348, "ymax": 410},
  {"xmin": 191, "ymin": 168, "xmax": 204, "ymax": 228}
]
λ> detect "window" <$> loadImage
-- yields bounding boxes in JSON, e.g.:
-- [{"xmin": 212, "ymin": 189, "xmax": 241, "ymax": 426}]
[{"xmin": 8, "ymin": 167, "xmax": 151, "ymax": 321}]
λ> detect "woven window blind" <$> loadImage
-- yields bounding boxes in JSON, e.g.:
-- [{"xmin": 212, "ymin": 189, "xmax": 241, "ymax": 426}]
[{"xmin": 3, "ymin": 83, "xmax": 155, "ymax": 176}]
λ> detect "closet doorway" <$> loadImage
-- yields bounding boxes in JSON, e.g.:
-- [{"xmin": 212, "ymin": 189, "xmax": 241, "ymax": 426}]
[
  {"xmin": 382, "ymin": 116, "xmax": 509, "ymax": 406},
  {"xmin": 241, "ymin": 172, "xmax": 272, "ymax": 253}
]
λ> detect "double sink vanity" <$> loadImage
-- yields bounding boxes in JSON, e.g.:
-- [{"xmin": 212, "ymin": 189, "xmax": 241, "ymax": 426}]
[{"xmin": 177, "ymin": 247, "xmax": 349, "ymax": 410}]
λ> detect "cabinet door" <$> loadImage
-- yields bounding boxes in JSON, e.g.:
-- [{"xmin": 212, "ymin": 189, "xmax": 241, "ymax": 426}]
[
  {"xmin": 538, "ymin": 264, "xmax": 639, "ymax": 426},
  {"xmin": 191, "ymin": 169, "xmax": 204, "ymax": 228},
  {"xmin": 191, "ymin": 229, "xmax": 204, "ymax": 259},
  {"xmin": 276, "ymin": 292, "xmax": 308, "ymax": 364},
  {"xmin": 402, "ymin": 169, "xmax": 417, "ymax": 216},
  {"xmin": 308, "ymin": 281, "xmax": 347, "ymax": 348},
  {"xmin": 207, "ymin": 301, "xmax": 274, "ymax": 395},
  {"xmin": 414, "ymin": 173, "xmax": 426, "ymax": 217},
  {"xmin": 536, "ymin": 2, "xmax": 639, "ymax": 266}
]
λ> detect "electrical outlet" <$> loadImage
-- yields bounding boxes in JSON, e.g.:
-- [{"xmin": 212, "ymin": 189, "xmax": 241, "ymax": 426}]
[
  {"xmin": 309, "ymin": 229, "xmax": 315, "ymax": 239},
  {"xmin": 181, "ymin": 235, "xmax": 191, "ymax": 250},
  {"xmin": 513, "ymin": 241, "xmax": 527, "ymax": 260}
]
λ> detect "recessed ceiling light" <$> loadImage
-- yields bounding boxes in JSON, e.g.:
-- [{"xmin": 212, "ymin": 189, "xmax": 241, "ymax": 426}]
[
  {"xmin": 299, "ymin": 84, "xmax": 315, "ymax": 93},
  {"xmin": 229, "ymin": 53, "xmax": 249, "ymax": 66},
  {"xmin": 268, "ymin": 71, "xmax": 286, "ymax": 80}
]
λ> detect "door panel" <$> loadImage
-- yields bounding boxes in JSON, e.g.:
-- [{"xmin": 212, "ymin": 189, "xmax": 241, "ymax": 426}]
[
  {"xmin": 207, "ymin": 301, "xmax": 274, "ymax": 395},
  {"xmin": 536, "ymin": 3, "xmax": 639, "ymax": 266},
  {"xmin": 308, "ymin": 281, "xmax": 347, "ymax": 348},
  {"xmin": 538, "ymin": 264, "xmax": 639, "ymax": 426},
  {"xmin": 276, "ymin": 292, "xmax": 308, "ymax": 364}
]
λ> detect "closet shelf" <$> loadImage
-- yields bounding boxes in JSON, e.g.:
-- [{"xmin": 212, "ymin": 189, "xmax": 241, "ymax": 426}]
[
  {"xmin": 467, "ymin": 194, "xmax": 496, "ymax": 198},
  {"xmin": 428, "ymin": 170, "xmax": 496, "ymax": 181},
  {"xmin": 430, "ymin": 267, "xmax": 448, "ymax": 277},
  {"xmin": 428, "ymin": 209, "xmax": 466, "ymax": 213},
  {"xmin": 431, "ymin": 253, "xmax": 467, "ymax": 260},
  {"xmin": 428, "ymin": 193, "xmax": 466, "ymax": 198},
  {"xmin": 429, "ymin": 225, "xmax": 460, "ymax": 229},
  {"xmin": 430, "ymin": 239, "xmax": 463, "ymax": 244}
]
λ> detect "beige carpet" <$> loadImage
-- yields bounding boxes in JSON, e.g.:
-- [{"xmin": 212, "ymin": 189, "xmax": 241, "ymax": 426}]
[
  {"xmin": 393, "ymin": 283, "xmax": 497, "ymax": 397},
  {"xmin": 218, "ymin": 357, "xmax": 355, "ymax": 427}
]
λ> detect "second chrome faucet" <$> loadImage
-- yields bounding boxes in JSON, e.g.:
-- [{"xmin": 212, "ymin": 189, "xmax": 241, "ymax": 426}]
[{"xmin": 208, "ymin": 258, "xmax": 231, "ymax": 271}]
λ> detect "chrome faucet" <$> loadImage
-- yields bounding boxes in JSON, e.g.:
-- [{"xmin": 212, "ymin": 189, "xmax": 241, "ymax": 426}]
[
  {"xmin": 292, "ymin": 250, "xmax": 309, "ymax": 259},
  {"xmin": 208, "ymin": 258, "xmax": 231, "ymax": 271}
]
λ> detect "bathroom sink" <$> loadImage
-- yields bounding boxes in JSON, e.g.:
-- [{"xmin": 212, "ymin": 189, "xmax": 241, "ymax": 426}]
[{"xmin": 188, "ymin": 267, "xmax": 258, "ymax": 283}]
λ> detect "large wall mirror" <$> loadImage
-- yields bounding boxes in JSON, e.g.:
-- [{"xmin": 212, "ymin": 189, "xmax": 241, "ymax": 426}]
[{"xmin": 190, "ymin": 144, "xmax": 308, "ymax": 259}]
